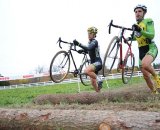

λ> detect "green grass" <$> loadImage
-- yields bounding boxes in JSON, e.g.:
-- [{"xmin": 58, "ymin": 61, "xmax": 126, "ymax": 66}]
[{"xmin": 0, "ymin": 77, "xmax": 145, "ymax": 107}]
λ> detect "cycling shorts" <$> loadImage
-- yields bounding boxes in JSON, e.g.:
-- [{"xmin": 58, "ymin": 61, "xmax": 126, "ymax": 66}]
[
  {"xmin": 91, "ymin": 59, "xmax": 102, "ymax": 74},
  {"xmin": 139, "ymin": 43, "xmax": 158, "ymax": 66}
]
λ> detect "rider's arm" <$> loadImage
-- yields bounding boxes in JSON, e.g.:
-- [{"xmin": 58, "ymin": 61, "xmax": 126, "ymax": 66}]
[
  {"xmin": 79, "ymin": 40, "xmax": 97, "ymax": 51},
  {"xmin": 141, "ymin": 19, "xmax": 155, "ymax": 39}
]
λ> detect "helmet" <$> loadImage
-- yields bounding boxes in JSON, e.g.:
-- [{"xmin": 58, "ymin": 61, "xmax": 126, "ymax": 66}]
[
  {"xmin": 134, "ymin": 4, "xmax": 147, "ymax": 13},
  {"xmin": 87, "ymin": 27, "xmax": 98, "ymax": 35}
]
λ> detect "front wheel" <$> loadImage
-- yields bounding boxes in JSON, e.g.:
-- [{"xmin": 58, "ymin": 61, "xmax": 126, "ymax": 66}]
[
  {"xmin": 122, "ymin": 53, "xmax": 135, "ymax": 84},
  {"xmin": 49, "ymin": 51, "xmax": 70, "ymax": 83},
  {"xmin": 79, "ymin": 60, "xmax": 91, "ymax": 86},
  {"xmin": 102, "ymin": 36, "xmax": 120, "ymax": 77}
]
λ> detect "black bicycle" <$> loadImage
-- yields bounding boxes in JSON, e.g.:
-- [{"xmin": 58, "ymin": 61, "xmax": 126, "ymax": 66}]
[
  {"xmin": 103, "ymin": 20, "xmax": 135, "ymax": 84},
  {"xmin": 49, "ymin": 37, "xmax": 91, "ymax": 86}
]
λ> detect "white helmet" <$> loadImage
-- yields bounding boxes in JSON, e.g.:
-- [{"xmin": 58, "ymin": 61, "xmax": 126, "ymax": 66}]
[{"xmin": 134, "ymin": 4, "xmax": 147, "ymax": 13}]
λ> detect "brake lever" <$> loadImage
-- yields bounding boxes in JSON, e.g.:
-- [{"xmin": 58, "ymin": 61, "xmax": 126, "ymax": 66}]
[
  {"xmin": 57, "ymin": 37, "xmax": 61, "ymax": 43},
  {"xmin": 57, "ymin": 37, "xmax": 62, "ymax": 49},
  {"xmin": 108, "ymin": 20, "xmax": 113, "ymax": 34},
  {"xmin": 72, "ymin": 42, "xmax": 77, "ymax": 51}
]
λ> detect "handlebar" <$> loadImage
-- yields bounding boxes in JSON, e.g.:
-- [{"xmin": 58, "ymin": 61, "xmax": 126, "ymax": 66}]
[
  {"xmin": 108, "ymin": 20, "xmax": 133, "ymax": 34},
  {"xmin": 108, "ymin": 20, "xmax": 135, "ymax": 41},
  {"xmin": 56, "ymin": 37, "xmax": 87, "ymax": 54},
  {"xmin": 57, "ymin": 37, "xmax": 74, "ymax": 49}
]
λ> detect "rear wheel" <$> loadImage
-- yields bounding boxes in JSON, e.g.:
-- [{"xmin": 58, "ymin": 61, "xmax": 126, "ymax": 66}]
[
  {"xmin": 103, "ymin": 36, "xmax": 120, "ymax": 76},
  {"xmin": 79, "ymin": 60, "xmax": 91, "ymax": 86},
  {"xmin": 122, "ymin": 53, "xmax": 135, "ymax": 84},
  {"xmin": 50, "ymin": 51, "xmax": 70, "ymax": 83}
]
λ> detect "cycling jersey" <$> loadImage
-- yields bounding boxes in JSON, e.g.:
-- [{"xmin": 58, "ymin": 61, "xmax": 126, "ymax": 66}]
[
  {"xmin": 134, "ymin": 18, "xmax": 158, "ymax": 65},
  {"xmin": 79, "ymin": 39, "xmax": 102, "ymax": 73},
  {"xmin": 135, "ymin": 18, "xmax": 155, "ymax": 47}
]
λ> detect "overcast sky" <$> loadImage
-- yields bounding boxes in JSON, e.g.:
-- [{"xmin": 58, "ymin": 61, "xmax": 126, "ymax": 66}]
[{"xmin": 0, "ymin": 0, "xmax": 160, "ymax": 76}]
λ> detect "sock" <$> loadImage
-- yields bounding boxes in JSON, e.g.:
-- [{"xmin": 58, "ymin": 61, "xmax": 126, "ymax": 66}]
[
  {"xmin": 96, "ymin": 75, "xmax": 101, "ymax": 82},
  {"xmin": 153, "ymin": 74, "xmax": 158, "ymax": 79}
]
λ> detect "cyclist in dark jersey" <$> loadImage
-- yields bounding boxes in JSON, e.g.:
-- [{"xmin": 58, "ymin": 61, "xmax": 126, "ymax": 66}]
[
  {"xmin": 132, "ymin": 4, "xmax": 160, "ymax": 94},
  {"xmin": 73, "ymin": 27, "xmax": 103, "ymax": 92}
]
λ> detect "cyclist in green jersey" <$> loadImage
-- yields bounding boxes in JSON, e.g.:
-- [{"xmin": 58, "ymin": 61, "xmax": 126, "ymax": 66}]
[{"xmin": 132, "ymin": 4, "xmax": 160, "ymax": 94}]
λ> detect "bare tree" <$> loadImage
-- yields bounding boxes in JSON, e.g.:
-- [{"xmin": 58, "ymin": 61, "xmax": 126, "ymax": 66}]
[{"xmin": 35, "ymin": 65, "xmax": 45, "ymax": 74}]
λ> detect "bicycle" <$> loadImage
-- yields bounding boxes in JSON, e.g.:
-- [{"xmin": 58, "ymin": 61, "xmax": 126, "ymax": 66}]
[
  {"xmin": 49, "ymin": 37, "xmax": 91, "ymax": 86},
  {"xmin": 102, "ymin": 20, "xmax": 135, "ymax": 84}
]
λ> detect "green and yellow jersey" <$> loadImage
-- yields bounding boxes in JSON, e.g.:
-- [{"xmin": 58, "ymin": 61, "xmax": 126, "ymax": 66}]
[
  {"xmin": 135, "ymin": 18, "xmax": 155, "ymax": 47},
  {"xmin": 134, "ymin": 18, "xmax": 158, "ymax": 65}
]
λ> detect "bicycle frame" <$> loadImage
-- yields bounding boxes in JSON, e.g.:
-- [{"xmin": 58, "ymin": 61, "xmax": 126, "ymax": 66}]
[
  {"xmin": 108, "ymin": 20, "xmax": 135, "ymax": 70},
  {"xmin": 50, "ymin": 37, "xmax": 91, "ymax": 85},
  {"xmin": 103, "ymin": 20, "xmax": 135, "ymax": 83},
  {"xmin": 57, "ymin": 37, "xmax": 89, "ymax": 75},
  {"xmin": 68, "ymin": 49, "xmax": 89, "ymax": 75},
  {"xmin": 118, "ymin": 29, "xmax": 133, "ymax": 69}
]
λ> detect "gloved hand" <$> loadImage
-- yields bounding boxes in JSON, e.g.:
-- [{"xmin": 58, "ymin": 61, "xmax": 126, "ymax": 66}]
[
  {"xmin": 124, "ymin": 37, "xmax": 132, "ymax": 43},
  {"xmin": 73, "ymin": 39, "xmax": 80, "ymax": 46},
  {"xmin": 132, "ymin": 24, "xmax": 141, "ymax": 32},
  {"xmin": 77, "ymin": 49, "xmax": 84, "ymax": 54}
]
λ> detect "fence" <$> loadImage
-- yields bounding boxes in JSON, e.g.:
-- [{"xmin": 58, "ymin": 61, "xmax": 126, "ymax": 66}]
[{"xmin": 0, "ymin": 70, "xmax": 159, "ymax": 90}]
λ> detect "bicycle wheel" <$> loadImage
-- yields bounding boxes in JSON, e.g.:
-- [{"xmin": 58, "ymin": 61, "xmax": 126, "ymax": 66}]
[
  {"xmin": 122, "ymin": 53, "xmax": 135, "ymax": 84},
  {"xmin": 103, "ymin": 36, "xmax": 120, "ymax": 77},
  {"xmin": 50, "ymin": 51, "xmax": 70, "ymax": 83},
  {"xmin": 79, "ymin": 59, "xmax": 91, "ymax": 86}
]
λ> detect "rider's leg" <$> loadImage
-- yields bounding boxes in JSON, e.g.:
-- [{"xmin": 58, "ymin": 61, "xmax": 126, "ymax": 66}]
[
  {"xmin": 142, "ymin": 55, "xmax": 158, "ymax": 77},
  {"xmin": 141, "ymin": 67, "xmax": 156, "ymax": 91},
  {"xmin": 90, "ymin": 77, "xmax": 99, "ymax": 92},
  {"xmin": 144, "ymin": 44, "xmax": 160, "ymax": 88},
  {"xmin": 84, "ymin": 65, "xmax": 99, "ymax": 92},
  {"xmin": 93, "ymin": 61, "xmax": 103, "ymax": 90},
  {"xmin": 141, "ymin": 55, "xmax": 159, "ymax": 93}
]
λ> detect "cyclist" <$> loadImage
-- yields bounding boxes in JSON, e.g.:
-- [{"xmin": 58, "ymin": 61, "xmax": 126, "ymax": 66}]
[
  {"xmin": 73, "ymin": 27, "xmax": 103, "ymax": 92},
  {"xmin": 131, "ymin": 4, "xmax": 160, "ymax": 94}
]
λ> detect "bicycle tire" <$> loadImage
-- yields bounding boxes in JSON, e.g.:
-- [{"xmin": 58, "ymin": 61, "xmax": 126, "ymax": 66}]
[
  {"xmin": 49, "ymin": 50, "xmax": 70, "ymax": 83},
  {"xmin": 79, "ymin": 59, "xmax": 91, "ymax": 86},
  {"xmin": 102, "ymin": 36, "xmax": 120, "ymax": 77},
  {"xmin": 122, "ymin": 53, "xmax": 135, "ymax": 84}
]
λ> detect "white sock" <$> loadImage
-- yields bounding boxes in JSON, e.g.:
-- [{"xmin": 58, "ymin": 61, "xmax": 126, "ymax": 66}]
[{"xmin": 96, "ymin": 76, "xmax": 101, "ymax": 82}]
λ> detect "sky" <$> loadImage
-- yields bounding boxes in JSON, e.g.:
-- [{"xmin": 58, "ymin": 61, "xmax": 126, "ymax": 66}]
[{"xmin": 0, "ymin": 0, "xmax": 160, "ymax": 76}]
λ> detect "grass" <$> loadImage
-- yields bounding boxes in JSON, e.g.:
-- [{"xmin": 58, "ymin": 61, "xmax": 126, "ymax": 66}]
[{"xmin": 0, "ymin": 77, "xmax": 145, "ymax": 107}]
